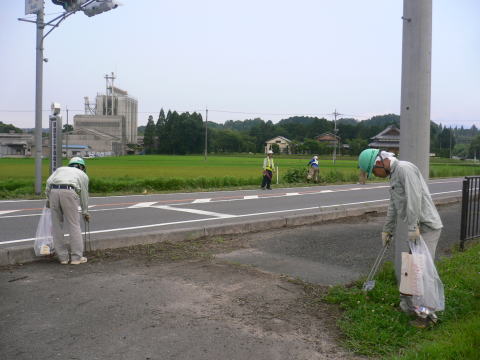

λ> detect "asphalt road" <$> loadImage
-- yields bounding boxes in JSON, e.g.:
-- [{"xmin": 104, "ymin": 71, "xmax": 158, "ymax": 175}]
[{"xmin": 0, "ymin": 178, "xmax": 462, "ymax": 248}]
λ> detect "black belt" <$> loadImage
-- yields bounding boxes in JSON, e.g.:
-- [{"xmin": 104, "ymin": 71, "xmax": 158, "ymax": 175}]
[{"xmin": 50, "ymin": 184, "xmax": 75, "ymax": 190}]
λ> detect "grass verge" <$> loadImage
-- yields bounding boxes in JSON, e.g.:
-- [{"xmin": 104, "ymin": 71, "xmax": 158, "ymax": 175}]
[{"xmin": 321, "ymin": 241, "xmax": 480, "ymax": 358}]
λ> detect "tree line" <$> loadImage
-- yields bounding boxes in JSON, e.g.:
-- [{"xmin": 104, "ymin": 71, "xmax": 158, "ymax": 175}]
[{"xmin": 140, "ymin": 109, "xmax": 479, "ymax": 158}]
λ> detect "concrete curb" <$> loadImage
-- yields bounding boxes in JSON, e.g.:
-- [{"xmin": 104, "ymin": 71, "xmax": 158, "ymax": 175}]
[{"xmin": 0, "ymin": 195, "xmax": 461, "ymax": 266}]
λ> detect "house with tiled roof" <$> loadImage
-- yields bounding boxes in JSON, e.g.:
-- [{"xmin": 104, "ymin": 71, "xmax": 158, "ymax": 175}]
[{"xmin": 368, "ymin": 124, "xmax": 400, "ymax": 153}]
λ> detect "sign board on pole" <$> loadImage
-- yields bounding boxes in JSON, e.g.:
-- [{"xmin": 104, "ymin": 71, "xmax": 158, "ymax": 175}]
[
  {"xmin": 25, "ymin": 0, "xmax": 44, "ymax": 15},
  {"xmin": 49, "ymin": 115, "xmax": 63, "ymax": 174}
]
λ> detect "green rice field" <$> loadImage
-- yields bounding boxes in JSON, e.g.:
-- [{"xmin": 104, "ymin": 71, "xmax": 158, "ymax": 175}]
[{"xmin": 0, "ymin": 155, "xmax": 479, "ymax": 198}]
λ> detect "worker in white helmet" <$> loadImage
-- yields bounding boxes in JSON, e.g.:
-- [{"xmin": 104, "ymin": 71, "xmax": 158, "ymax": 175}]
[{"xmin": 261, "ymin": 150, "xmax": 275, "ymax": 190}]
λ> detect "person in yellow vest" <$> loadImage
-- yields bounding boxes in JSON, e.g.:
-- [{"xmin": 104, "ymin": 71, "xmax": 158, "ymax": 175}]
[{"xmin": 261, "ymin": 150, "xmax": 275, "ymax": 190}]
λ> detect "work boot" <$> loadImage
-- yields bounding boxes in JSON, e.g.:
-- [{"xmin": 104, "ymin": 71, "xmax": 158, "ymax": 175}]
[{"xmin": 70, "ymin": 257, "xmax": 87, "ymax": 265}]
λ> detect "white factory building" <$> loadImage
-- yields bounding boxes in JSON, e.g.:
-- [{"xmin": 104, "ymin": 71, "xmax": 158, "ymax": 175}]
[{"xmin": 67, "ymin": 73, "xmax": 138, "ymax": 156}]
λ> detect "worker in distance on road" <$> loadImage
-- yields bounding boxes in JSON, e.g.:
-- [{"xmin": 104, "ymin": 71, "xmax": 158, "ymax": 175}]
[
  {"xmin": 261, "ymin": 150, "xmax": 275, "ymax": 190},
  {"xmin": 358, "ymin": 149, "xmax": 443, "ymax": 327},
  {"xmin": 46, "ymin": 157, "xmax": 90, "ymax": 265}
]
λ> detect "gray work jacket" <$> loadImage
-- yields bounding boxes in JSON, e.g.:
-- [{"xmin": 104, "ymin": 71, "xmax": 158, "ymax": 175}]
[
  {"xmin": 46, "ymin": 166, "xmax": 90, "ymax": 215},
  {"xmin": 383, "ymin": 160, "xmax": 443, "ymax": 233}
]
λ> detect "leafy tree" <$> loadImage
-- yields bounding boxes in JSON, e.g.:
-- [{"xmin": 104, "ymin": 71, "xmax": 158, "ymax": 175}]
[
  {"xmin": 156, "ymin": 108, "xmax": 166, "ymax": 154},
  {"xmin": 62, "ymin": 124, "xmax": 73, "ymax": 133},
  {"xmin": 0, "ymin": 121, "xmax": 22, "ymax": 133},
  {"xmin": 271, "ymin": 143, "xmax": 280, "ymax": 154},
  {"xmin": 468, "ymin": 134, "xmax": 480, "ymax": 159},
  {"xmin": 347, "ymin": 138, "xmax": 369, "ymax": 156},
  {"xmin": 143, "ymin": 115, "xmax": 156, "ymax": 154}
]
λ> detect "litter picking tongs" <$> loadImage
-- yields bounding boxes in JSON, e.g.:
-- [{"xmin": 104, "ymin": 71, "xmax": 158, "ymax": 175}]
[
  {"xmin": 362, "ymin": 241, "xmax": 390, "ymax": 292},
  {"xmin": 83, "ymin": 219, "xmax": 91, "ymax": 252}
]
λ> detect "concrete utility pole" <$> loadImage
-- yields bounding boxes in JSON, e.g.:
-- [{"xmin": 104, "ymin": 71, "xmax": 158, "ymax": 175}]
[
  {"xmin": 332, "ymin": 109, "xmax": 341, "ymax": 165},
  {"xmin": 399, "ymin": 0, "xmax": 432, "ymax": 178},
  {"xmin": 34, "ymin": 5, "xmax": 44, "ymax": 195},
  {"xmin": 21, "ymin": 1, "xmax": 120, "ymax": 194},
  {"xmin": 204, "ymin": 108, "xmax": 208, "ymax": 160},
  {"xmin": 395, "ymin": 0, "xmax": 433, "ymax": 280}
]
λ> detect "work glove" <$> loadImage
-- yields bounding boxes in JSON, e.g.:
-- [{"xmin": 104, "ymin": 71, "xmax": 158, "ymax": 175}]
[
  {"xmin": 381, "ymin": 232, "xmax": 392, "ymax": 247},
  {"xmin": 408, "ymin": 228, "xmax": 420, "ymax": 242},
  {"xmin": 83, "ymin": 213, "xmax": 90, "ymax": 222}
]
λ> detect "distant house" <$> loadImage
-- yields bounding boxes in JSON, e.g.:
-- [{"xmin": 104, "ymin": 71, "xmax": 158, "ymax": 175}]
[
  {"xmin": 264, "ymin": 136, "xmax": 292, "ymax": 154},
  {"xmin": 315, "ymin": 132, "xmax": 340, "ymax": 146},
  {"xmin": 369, "ymin": 125, "xmax": 400, "ymax": 153}
]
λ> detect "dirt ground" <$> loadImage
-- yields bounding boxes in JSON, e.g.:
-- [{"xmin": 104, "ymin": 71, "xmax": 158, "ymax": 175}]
[
  {"xmin": 1, "ymin": 203, "xmax": 460, "ymax": 359},
  {"xmin": 0, "ymin": 235, "xmax": 362, "ymax": 360}
]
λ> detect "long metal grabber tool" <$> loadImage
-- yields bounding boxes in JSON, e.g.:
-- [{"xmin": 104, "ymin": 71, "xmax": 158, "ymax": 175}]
[{"xmin": 362, "ymin": 241, "xmax": 390, "ymax": 292}]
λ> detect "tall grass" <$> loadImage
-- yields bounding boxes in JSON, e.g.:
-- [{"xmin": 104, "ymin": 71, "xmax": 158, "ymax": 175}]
[
  {"xmin": 0, "ymin": 155, "xmax": 478, "ymax": 198},
  {"xmin": 323, "ymin": 241, "xmax": 480, "ymax": 358}
]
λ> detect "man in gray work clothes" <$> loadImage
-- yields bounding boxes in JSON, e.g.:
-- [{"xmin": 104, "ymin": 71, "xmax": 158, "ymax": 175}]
[
  {"xmin": 46, "ymin": 157, "xmax": 90, "ymax": 265},
  {"xmin": 358, "ymin": 149, "xmax": 443, "ymax": 327}
]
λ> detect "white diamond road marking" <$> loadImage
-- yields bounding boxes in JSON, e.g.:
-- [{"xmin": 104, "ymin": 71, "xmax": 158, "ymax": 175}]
[
  {"xmin": 154, "ymin": 205, "xmax": 234, "ymax": 218},
  {"xmin": 192, "ymin": 198, "xmax": 212, "ymax": 203}
]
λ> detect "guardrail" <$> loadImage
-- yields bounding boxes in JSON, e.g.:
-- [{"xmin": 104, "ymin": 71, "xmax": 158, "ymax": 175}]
[{"xmin": 460, "ymin": 176, "xmax": 480, "ymax": 250}]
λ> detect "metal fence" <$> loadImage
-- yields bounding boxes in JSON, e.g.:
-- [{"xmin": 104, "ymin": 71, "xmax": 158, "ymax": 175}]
[{"xmin": 460, "ymin": 176, "xmax": 480, "ymax": 250}]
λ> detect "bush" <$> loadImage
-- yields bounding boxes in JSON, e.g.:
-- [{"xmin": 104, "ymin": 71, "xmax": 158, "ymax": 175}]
[{"xmin": 283, "ymin": 167, "xmax": 308, "ymax": 183}]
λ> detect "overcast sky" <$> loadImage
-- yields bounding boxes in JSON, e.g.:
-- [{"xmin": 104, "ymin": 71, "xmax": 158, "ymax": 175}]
[{"xmin": 1, "ymin": 1, "xmax": 479, "ymax": 128}]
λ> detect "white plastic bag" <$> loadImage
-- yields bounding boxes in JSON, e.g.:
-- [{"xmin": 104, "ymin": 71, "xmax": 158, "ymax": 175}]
[
  {"xmin": 34, "ymin": 207, "xmax": 54, "ymax": 256},
  {"xmin": 400, "ymin": 252, "xmax": 425, "ymax": 296},
  {"xmin": 408, "ymin": 235, "xmax": 445, "ymax": 312}
]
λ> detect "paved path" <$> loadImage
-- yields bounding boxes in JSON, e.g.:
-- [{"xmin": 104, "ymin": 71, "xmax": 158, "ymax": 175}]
[{"xmin": 0, "ymin": 178, "xmax": 462, "ymax": 248}]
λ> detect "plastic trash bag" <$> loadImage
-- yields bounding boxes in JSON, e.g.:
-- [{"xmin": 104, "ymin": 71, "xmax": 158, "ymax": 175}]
[
  {"xmin": 34, "ymin": 207, "xmax": 54, "ymax": 256},
  {"xmin": 406, "ymin": 235, "xmax": 445, "ymax": 312}
]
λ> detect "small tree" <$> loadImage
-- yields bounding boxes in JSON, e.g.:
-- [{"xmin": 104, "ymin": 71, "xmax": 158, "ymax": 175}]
[
  {"xmin": 271, "ymin": 143, "xmax": 280, "ymax": 154},
  {"xmin": 143, "ymin": 115, "xmax": 156, "ymax": 154}
]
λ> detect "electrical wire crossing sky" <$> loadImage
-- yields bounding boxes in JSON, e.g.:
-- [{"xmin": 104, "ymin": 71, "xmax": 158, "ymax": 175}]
[{"xmin": 1, "ymin": 0, "xmax": 479, "ymax": 128}]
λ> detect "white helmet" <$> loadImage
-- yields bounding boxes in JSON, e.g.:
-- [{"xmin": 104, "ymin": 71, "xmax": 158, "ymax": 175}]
[{"xmin": 313, "ymin": 155, "xmax": 318, "ymax": 160}]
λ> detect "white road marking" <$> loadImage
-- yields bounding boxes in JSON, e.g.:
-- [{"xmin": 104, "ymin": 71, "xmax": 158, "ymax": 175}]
[
  {"xmin": 154, "ymin": 205, "xmax": 234, "ymax": 218},
  {"xmin": 0, "ymin": 210, "xmax": 19, "ymax": 215},
  {"xmin": 0, "ymin": 189, "xmax": 462, "ymax": 220},
  {"xmin": 128, "ymin": 202, "xmax": 158, "ymax": 208},
  {"xmin": 192, "ymin": 198, "xmax": 212, "ymax": 203},
  {"xmin": 0, "ymin": 206, "xmax": 320, "ymax": 244},
  {"xmin": 286, "ymin": 192, "xmax": 300, "ymax": 196},
  {"xmin": 1, "ymin": 189, "xmax": 462, "ymax": 245}
]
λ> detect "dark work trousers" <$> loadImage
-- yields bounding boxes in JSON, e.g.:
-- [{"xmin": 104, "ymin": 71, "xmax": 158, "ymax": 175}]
[{"xmin": 261, "ymin": 170, "xmax": 273, "ymax": 189}]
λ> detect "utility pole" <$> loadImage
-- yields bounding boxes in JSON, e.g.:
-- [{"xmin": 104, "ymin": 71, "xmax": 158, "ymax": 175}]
[
  {"xmin": 395, "ymin": 0, "xmax": 433, "ymax": 280},
  {"xmin": 332, "ymin": 109, "xmax": 341, "ymax": 165},
  {"xmin": 204, "ymin": 108, "xmax": 208, "ymax": 160},
  {"xmin": 399, "ymin": 0, "xmax": 432, "ymax": 178},
  {"xmin": 34, "ymin": 5, "xmax": 45, "ymax": 195},
  {"xmin": 21, "ymin": 0, "xmax": 120, "ymax": 194},
  {"xmin": 449, "ymin": 127, "xmax": 452, "ymax": 159},
  {"xmin": 66, "ymin": 107, "xmax": 69, "ymax": 158}
]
